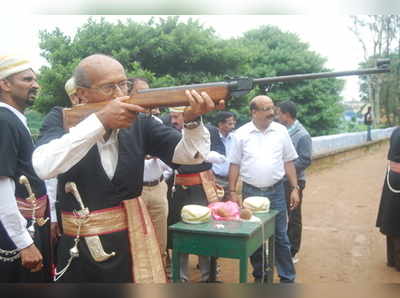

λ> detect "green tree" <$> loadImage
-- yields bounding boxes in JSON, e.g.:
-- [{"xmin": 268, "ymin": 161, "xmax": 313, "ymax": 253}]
[
  {"xmin": 35, "ymin": 16, "xmax": 245, "ymax": 114},
  {"xmin": 350, "ymin": 15, "xmax": 400, "ymax": 126},
  {"xmin": 226, "ymin": 26, "xmax": 345, "ymax": 136},
  {"xmin": 25, "ymin": 109, "xmax": 44, "ymax": 141},
  {"xmin": 36, "ymin": 17, "xmax": 346, "ymax": 136}
]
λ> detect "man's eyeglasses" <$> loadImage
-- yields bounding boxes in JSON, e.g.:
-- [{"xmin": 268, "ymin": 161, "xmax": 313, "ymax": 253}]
[
  {"xmin": 86, "ymin": 80, "xmax": 133, "ymax": 96},
  {"xmin": 255, "ymin": 106, "xmax": 273, "ymax": 112}
]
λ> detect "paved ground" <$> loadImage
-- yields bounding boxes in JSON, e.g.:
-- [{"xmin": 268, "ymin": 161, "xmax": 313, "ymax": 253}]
[{"xmin": 182, "ymin": 142, "xmax": 400, "ymax": 283}]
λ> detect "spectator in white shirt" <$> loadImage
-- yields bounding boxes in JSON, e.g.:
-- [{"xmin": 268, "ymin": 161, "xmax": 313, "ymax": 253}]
[
  {"xmin": 228, "ymin": 95, "xmax": 300, "ymax": 283},
  {"xmin": 209, "ymin": 111, "xmax": 237, "ymax": 192}
]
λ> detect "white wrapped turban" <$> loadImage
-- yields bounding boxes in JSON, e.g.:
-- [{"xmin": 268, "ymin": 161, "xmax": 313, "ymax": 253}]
[
  {"xmin": 169, "ymin": 106, "xmax": 186, "ymax": 113},
  {"xmin": 0, "ymin": 55, "xmax": 32, "ymax": 80},
  {"xmin": 64, "ymin": 77, "xmax": 77, "ymax": 96}
]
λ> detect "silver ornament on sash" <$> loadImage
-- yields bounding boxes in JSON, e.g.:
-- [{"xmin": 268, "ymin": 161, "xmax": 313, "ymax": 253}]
[{"xmin": 64, "ymin": 182, "xmax": 116, "ymax": 262}]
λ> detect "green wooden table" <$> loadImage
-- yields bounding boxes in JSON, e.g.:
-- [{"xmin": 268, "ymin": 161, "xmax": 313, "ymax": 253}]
[{"xmin": 168, "ymin": 210, "xmax": 278, "ymax": 283}]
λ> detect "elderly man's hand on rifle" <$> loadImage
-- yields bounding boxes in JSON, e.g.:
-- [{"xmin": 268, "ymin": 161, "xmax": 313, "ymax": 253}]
[{"xmin": 183, "ymin": 89, "xmax": 225, "ymax": 123}]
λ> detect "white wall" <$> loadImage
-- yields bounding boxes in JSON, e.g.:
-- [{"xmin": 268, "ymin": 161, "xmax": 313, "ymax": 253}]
[{"xmin": 312, "ymin": 127, "xmax": 396, "ymax": 158}]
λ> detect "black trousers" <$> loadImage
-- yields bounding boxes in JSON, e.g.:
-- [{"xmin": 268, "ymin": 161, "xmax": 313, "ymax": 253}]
[
  {"xmin": 386, "ymin": 236, "xmax": 400, "ymax": 271},
  {"xmin": 0, "ymin": 222, "xmax": 51, "ymax": 283},
  {"xmin": 284, "ymin": 180, "xmax": 306, "ymax": 257}
]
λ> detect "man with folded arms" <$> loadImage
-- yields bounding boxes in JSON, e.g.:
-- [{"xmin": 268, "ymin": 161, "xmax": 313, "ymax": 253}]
[
  {"xmin": 32, "ymin": 54, "xmax": 223, "ymax": 283},
  {"xmin": 228, "ymin": 95, "xmax": 300, "ymax": 283}
]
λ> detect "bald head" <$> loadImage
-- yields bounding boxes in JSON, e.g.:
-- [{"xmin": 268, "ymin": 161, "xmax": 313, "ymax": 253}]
[
  {"xmin": 250, "ymin": 95, "xmax": 273, "ymax": 111},
  {"xmin": 74, "ymin": 54, "xmax": 124, "ymax": 88},
  {"xmin": 74, "ymin": 54, "xmax": 128, "ymax": 103},
  {"xmin": 249, "ymin": 95, "xmax": 275, "ymax": 130}
]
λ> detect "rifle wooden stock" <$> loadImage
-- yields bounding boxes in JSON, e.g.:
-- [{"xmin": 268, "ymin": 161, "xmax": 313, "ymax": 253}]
[{"xmin": 62, "ymin": 82, "xmax": 230, "ymax": 130}]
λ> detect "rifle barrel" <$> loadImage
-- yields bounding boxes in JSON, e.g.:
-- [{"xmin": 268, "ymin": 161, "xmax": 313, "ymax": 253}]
[{"xmin": 253, "ymin": 67, "xmax": 390, "ymax": 85}]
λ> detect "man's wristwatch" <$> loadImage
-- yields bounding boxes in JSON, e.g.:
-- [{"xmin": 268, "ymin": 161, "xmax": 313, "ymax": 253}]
[
  {"xmin": 183, "ymin": 117, "xmax": 201, "ymax": 129},
  {"xmin": 291, "ymin": 185, "xmax": 301, "ymax": 191}
]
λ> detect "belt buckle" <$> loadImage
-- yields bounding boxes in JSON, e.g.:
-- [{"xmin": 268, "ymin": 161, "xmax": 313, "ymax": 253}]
[
  {"xmin": 260, "ymin": 185, "xmax": 273, "ymax": 192},
  {"xmin": 148, "ymin": 179, "xmax": 158, "ymax": 187}
]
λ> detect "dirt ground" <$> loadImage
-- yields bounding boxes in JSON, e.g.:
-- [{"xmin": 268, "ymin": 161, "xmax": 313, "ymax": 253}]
[{"xmin": 183, "ymin": 142, "xmax": 400, "ymax": 283}]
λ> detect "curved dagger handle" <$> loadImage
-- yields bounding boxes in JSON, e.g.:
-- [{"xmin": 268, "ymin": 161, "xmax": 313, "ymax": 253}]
[
  {"xmin": 65, "ymin": 182, "xmax": 86, "ymax": 211},
  {"xmin": 64, "ymin": 181, "xmax": 115, "ymax": 262},
  {"xmin": 19, "ymin": 175, "xmax": 35, "ymax": 200}
]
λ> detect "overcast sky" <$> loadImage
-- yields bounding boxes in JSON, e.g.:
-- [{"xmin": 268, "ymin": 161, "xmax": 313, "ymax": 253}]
[{"xmin": 1, "ymin": 14, "xmax": 370, "ymax": 101}]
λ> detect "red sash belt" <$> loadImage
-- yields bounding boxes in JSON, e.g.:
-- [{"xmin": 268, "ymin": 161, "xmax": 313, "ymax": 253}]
[
  {"xmin": 61, "ymin": 206, "xmax": 128, "ymax": 237},
  {"xmin": 390, "ymin": 161, "xmax": 400, "ymax": 174},
  {"xmin": 175, "ymin": 170, "xmax": 222, "ymax": 203},
  {"xmin": 16, "ymin": 195, "xmax": 48, "ymax": 219},
  {"xmin": 175, "ymin": 173, "xmax": 202, "ymax": 186},
  {"xmin": 61, "ymin": 199, "xmax": 167, "ymax": 283}
]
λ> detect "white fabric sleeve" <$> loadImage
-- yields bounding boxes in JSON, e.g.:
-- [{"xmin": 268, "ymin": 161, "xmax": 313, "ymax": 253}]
[
  {"xmin": 32, "ymin": 114, "xmax": 106, "ymax": 180},
  {"xmin": 0, "ymin": 176, "xmax": 33, "ymax": 250},
  {"xmin": 172, "ymin": 122, "xmax": 210, "ymax": 165},
  {"xmin": 163, "ymin": 167, "xmax": 174, "ymax": 180},
  {"xmin": 227, "ymin": 133, "xmax": 242, "ymax": 165},
  {"xmin": 160, "ymin": 161, "xmax": 173, "ymax": 180},
  {"xmin": 205, "ymin": 151, "xmax": 226, "ymax": 164},
  {"xmin": 158, "ymin": 159, "xmax": 171, "ymax": 172},
  {"xmin": 45, "ymin": 178, "xmax": 58, "ymax": 223}
]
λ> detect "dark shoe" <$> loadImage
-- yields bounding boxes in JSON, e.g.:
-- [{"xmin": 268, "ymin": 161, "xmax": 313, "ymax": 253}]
[
  {"xmin": 199, "ymin": 279, "xmax": 223, "ymax": 283},
  {"xmin": 197, "ymin": 263, "xmax": 221, "ymax": 274},
  {"xmin": 387, "ymin": 261, "xmax": 395, "ymax": 267},
  {"xmin": 254, "ymin": 276, "xmax": 269, "ymax": 283},
  {"xmin": 280, "ymin": 278, "xmax": 295, "ymax": 283}
]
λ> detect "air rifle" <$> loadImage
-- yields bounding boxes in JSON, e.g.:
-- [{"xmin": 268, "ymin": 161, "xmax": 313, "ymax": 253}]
[{"xmin": 63, "ymin": 58, "xmax": 390, "ymax": 130}]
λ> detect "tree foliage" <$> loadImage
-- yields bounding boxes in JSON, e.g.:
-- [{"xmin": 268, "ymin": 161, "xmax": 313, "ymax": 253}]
[
  {"xmin": 226, "ymin": 26, "xmax": 344, "ymax": 136},
  {"xmin": 350, "ymin": 15, "xmax": 400, "ymax": 126},
  {"xmin": 36, "ymin": 16, "xmax": 346, "ymax": 136}
]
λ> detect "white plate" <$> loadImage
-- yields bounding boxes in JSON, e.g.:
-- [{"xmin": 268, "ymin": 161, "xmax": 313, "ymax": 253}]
[
  {"xmin": 241, "ymin": 215, "xmax": 262, "ymax": 222},
  {"xmin": 252, "ymin": 209, "xmax": 269, "ymax": 214},
  {"xmin": 182, "ymin": 219, "xmax": 210, "ymax": 224}
]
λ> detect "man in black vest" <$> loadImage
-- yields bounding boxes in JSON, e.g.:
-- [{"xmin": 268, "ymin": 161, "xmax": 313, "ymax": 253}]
[
  {"xmin": 0, "ymin": 54, "xmax": 51, "ymax": 282},
  {"xmin": 164, "ymin": 107, "xmax": 224, "ymax": 282},
  {"xmin": 32, "ymin": 54, "xmax": 223, "ymax": 283}
]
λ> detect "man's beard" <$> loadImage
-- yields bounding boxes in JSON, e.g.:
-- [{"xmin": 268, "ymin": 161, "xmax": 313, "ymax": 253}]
[
  {"xmin": 26, "ymin": 89, "xmax": 38, "ymax": 106},
  {"xmin": 26, "ymin": 98, "xmax": 35, "ymax": 106}
]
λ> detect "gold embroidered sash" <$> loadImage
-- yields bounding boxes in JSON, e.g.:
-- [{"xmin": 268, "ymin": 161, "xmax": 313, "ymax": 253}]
[
  {"xmin": 61, "ymin": 206, "xmax": 128, "ymax": 237},
  {"xmin": 123, "ymin": 198, "xmax": 167, "ymax": 283}
]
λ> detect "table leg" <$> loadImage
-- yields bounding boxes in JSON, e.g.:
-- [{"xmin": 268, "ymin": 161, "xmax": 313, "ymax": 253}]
[
  {"xmin": 267, "ymin": 236, "xmax": 275, "ymax": 284},
  {"xmin": 239, "ymin": 256, "xmax": 248, "ymax": 283},
  {"xmin": 172, "ymin": 249, "xmax": 181, "ymax": 283},
  {"xmin": 209, "ymin": 257, "xmax": 217, "ymax": 282}
]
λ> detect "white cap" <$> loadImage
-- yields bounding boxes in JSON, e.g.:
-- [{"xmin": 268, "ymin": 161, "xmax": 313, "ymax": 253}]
[
  {"xmin": 0, "ymin": 54, "xmax": 32, "ymax": 80},
  {"xmin": 181, "ymin": 204, "xmax": 211, "ymax": 224},
  {"xmin": 65, "ymin": 77, "xmax": 77, "ymax": 96},
  {"xmin": 169, "ymin": 106, "xmax": 186, "ymax": 113},
  {"xmin": 243, "ymin": 196, "xmax": 270, "ymax": 213}
]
